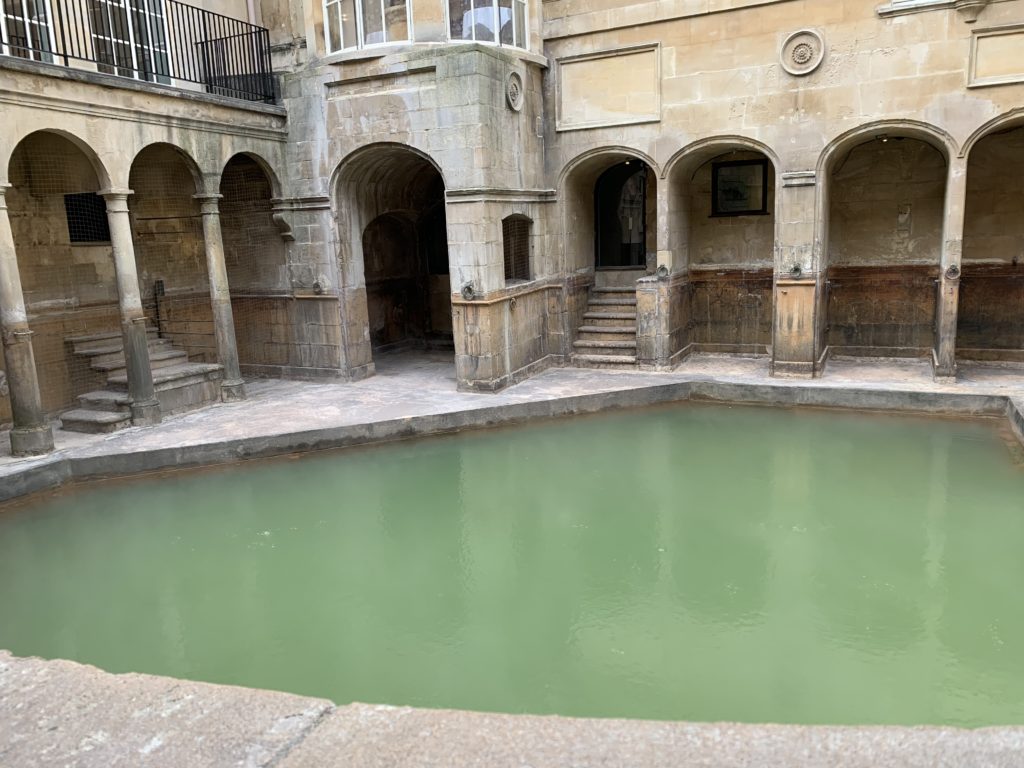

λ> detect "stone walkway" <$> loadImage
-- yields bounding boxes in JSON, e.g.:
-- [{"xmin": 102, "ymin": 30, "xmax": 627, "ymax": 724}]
[
  {"xmin": 2, "ymin": 352, "xmax": 1024, "ymax": 503},
  {"xmin": 2, "ymin": 650, "xmax": 1023, "ymax": 767}
]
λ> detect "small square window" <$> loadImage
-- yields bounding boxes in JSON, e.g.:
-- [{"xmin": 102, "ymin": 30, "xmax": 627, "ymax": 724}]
[
  {"xmin": 711, "ymin": 159, "xmax": 769, "ymax": 217},
  {"xmin": 64, "ymin": 193, "xmax": 111, "ymax": 243}
]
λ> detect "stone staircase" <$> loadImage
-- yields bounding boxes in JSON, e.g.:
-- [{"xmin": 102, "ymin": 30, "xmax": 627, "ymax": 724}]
[
  {"xmin": 572, "ymin": 287, "xmax": 638, "ymax": 370},
  {"xmin": 60, "ymin": 330, "xmax": 224, "ymax": 434}
]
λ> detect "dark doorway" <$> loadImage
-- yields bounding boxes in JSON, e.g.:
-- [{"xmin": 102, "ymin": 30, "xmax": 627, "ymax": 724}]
[
  {"xmin": 594, "ymin": 161, "xmax": 648, "ymax": 269},
  {"xmin": 363, "ymin": 174, "xmax": 451, "ymax": 352}
]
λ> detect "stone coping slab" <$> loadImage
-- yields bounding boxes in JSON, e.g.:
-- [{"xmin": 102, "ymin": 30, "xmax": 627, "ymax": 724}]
[
  {"xmin": 2, "ymin": 355, "xmax": 1024, "ymax": 505},
  {"xmin": 2, "ymin": 651, "xmax": 1024, "ymax": 767}
]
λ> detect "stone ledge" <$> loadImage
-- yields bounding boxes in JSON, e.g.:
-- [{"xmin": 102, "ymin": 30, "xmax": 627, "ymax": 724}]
[{"xmin": 3, "ymin": 650, "xmax": 1024, "ymax": 767}]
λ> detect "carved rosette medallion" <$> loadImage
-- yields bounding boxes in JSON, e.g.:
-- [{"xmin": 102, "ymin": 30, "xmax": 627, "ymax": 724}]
[
  {"xmin": 781, "ymin": 29, "xmax": 825, "ymax": 76},
  {"xmin": 506, "ymin": 71, "xmax": 524, "ymax": 112}
]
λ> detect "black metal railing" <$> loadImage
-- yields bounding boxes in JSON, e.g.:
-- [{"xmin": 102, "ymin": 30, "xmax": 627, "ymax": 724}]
[{"xmin": 0, "ymin": 0, "xmax": 275, "ymax": 103}]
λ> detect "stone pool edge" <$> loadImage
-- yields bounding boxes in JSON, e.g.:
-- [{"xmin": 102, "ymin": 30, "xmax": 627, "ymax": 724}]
[
  {"xmin": 1, "ymin": 379, "xmax": 1021, "ymax": 505},
  {"xmin": 2, "ymin": 650, "xmax": 1023, "ymax": 768}
]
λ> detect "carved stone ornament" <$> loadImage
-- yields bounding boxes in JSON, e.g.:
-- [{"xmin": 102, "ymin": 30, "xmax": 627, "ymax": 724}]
[
  {"xmin": 781, "ymin": 29, "xmax": 825, "ymax": 76},
  {"xmin": 506, "ymin": 71, "xmax": 524, "ymax": 112}
]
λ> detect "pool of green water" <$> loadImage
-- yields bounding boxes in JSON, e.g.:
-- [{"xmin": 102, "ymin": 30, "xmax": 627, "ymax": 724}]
[{"xmin": 1, "ymin": 404, "xmax": 1023, "ymax": 726}]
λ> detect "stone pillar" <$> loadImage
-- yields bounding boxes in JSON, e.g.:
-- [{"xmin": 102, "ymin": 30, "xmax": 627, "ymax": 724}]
[
  {"xmin": 194, "ymin": 194, "xmax": 246, "ymax": 401},
  {"xmin": 771, "ymin": 172, "xmax": 820, "ymax": 378},
  {"xmin": 934, "ymin": 156, "xmax": 967, "ymax": 381},
  {"xmin": 101, "ymin": 189, "xmax": 161, "ymax": 426},
  {"xmin": 0, "ymin": 184, "xmax": 54, "ymax": 456}
]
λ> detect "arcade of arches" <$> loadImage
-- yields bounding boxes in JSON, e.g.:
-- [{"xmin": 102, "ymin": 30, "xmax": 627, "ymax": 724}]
[{"xmin": 1, "ymin": 123, "xmax": 1023, "ymax": 455}]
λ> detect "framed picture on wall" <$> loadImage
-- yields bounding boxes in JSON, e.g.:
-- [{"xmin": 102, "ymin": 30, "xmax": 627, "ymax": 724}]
[{"xmin": 711, "ymin": 159, "xmax": 769, "ymax": 216}]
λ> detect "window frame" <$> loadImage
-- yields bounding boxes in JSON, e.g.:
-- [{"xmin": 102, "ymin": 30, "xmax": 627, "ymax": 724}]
[
  {"xmin": 447, "ymin": 0, "xmax": 529, "ymax": 51},
  {"xmin": 323, "ymin": 0, "xmax": 412, "ymax": 54},
  {"xmin": 1, "ymin": 0, "xmax": 56, "ymax": 63}
]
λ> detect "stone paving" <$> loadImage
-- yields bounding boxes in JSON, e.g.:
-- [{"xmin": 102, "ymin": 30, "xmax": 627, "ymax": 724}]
[
  {"xmin": 3, "ymin": 650, "xmax": 1024, "ymax": 768},
  {"xmin": 2, "ymin": 352, "xmax": 1024, "ymax": 502}
]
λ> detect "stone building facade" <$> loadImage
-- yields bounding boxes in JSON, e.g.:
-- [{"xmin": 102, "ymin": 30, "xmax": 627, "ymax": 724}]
[{"xmin": 1, "ymin": 0, "xmax": 1023, "ymax": 455}]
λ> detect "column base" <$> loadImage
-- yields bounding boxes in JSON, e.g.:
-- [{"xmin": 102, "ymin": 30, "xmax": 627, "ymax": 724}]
[
  {"xmin": 131, "ymin": 399, "xmax": 162, "ymax": 427},
  {"xmin": 221, "ymin": 379, "xmax": 247, "ymax": 402},
  {"xmin": 10, "ymin": 425, "xmax": 55, "ymax": 457}
]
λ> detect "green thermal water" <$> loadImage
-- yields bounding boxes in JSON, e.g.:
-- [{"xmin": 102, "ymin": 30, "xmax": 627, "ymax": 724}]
[{"xmin": 1, "ymin": 404, "xmax": 1023, "ymax": 726}]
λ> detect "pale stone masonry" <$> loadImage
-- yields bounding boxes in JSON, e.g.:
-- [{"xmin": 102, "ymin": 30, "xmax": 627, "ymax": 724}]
[{"xmin": 1, "ymin": 0, "xmax": 1024, "ymax": 452}]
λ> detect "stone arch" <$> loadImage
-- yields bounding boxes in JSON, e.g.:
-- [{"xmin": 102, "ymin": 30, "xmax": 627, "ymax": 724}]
[
  {"xmin": 4, "ymin": 130, "xmax": 120, "ymax": 418},
  {"xmin": 559, "ymin": 146, "xmax": 659, "ymax": 276},
  {"xmin": 664, "ymin": 137, "xmax": 779, "ymax": 357},
  {"xmin": 4, "ymin": 129, "xmax": 112, "ymax": 190},
  {"xmin": 332, "ymin": 142, "xmax": 451, "ymax": 370},
  {"xmin": 957, "ymin": 113, "xmax": 1024, "ymax": 363},
  {"xmin": 127, "ymin": 142, "xmax": 214, "ymax": 362},
  {"xmin": 221, "ymin": 151, "xmax": 284, "ymax": 200},
  {"xmin": 818, "ymin": 121, "xmax": 952, "ymax": 363}
]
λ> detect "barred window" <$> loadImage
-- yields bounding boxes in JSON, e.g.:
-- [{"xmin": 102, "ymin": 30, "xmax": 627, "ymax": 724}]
[
  {"xmin": 64, "ymin": 193, "xmax": 111, "ymax": 243},
  {"xmin": 324, "ymin": 0, "xmax": 410, "ymax": 53},
  {"xmin": 502, "ymin": 215, "xmax": 531, "ymax": 282}
]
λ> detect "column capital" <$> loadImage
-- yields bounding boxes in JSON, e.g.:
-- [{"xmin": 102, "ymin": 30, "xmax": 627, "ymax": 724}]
[
  {"xmin": 99, "ymin": 188, "xmax": 135, "ymax": 212},
  {"xmin": 193, "ymin": 193, "xmax": 223, "ymax": 214}
]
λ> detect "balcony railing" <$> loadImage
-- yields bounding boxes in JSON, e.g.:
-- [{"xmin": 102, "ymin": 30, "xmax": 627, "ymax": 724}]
[{"xmin": 1, "ymin": 0, "xmax": 275, "ymax": 104}]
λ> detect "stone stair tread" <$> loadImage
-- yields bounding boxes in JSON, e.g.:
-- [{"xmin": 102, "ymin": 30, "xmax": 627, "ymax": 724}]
[
  {"xmin": 593, "ymin": 287, "xmax": 636, "ymax": 293},
  {"xmin": 93, "ymin": 348, "xmax": 187, "ymax": 372},
  {"xmin": 79, "ymin": 390, "xmax": 132, "ymax": 405},
  {"xmin": 583, "ymin": 312, "xmax": 637, "ymax": 320},
  {"xmin": 108, "ymin": 362, "xmax": 222, "ymax": 386},
  {"xmin": 573, "ymin": 354, "xmax": 638, "ymax": 365},
  {"xmin": 577, "ymin": 325, "xmax": 637, "ymax": 334},
  {"xmin": 589, "ymin": 298, "xmax": 638, "ymax": 306},
  {"xmin": 79, "ymin": 338, "xmax": 172, "ymax": 358},
  {"xmin": 60, "ymin": 409, "xmax": 132, "ymax": 425},
  {"xmin": 573, "ymin": 340, "xmax": 637, "ymax": 349},
  {"xmin": 65, "ymin": 331, "xmax": 122, "ymax": 345}
]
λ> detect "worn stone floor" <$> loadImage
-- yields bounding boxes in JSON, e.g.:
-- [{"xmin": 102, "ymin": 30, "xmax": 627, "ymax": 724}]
[{"xmin": 2, "ymin": 351, "xmax": 1023, "ymax": 473}]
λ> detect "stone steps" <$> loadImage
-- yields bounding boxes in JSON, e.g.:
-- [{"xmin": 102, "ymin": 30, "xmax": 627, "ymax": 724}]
[
  {"xmin": 58, "ymin": 409, "xmax": 133, "ymax": 435},
  {"xmin": 94, "ymin": 347, "xmax": 186, "ymax": 374},
  {"xmin": 61, "ymin": 329, "xmax": 224, "ymax": 434},
  {"xmin": 571, "ymin": 353, "xmax": 639, "ymax": 369},
  {"xmin": 572, "ymin": 287, "xmax": 640, "ymax": 371}
]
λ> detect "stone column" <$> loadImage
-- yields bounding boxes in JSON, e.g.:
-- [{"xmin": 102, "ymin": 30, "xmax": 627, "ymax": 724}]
[
  {"xmin": 934, "ymin": 156, "xmax": 967, "ymax": 381},
  {"xmin": 0, "ymin": 184, "xmax": 54, "ymax": 456},
  {"xmin": 101, "ymin": 189, "xmax": 161, "ymax": 426},
  {"xmin": 194, "ymin": 193, "xmax": 245, "ymax": 401}
]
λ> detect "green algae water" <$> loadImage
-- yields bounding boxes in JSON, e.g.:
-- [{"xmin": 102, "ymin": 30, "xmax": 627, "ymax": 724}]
[{"xmin": 2, "ymin": 404, "xmax": 1024, "ymax": 727}]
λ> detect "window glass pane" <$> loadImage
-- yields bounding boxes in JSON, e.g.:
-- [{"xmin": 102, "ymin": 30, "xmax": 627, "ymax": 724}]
[
  {"xmin": 471, "ymin": 0, "xmax": 494, "ymax": 42},
  {"xmin": 448, "ymin": 0, "xmax": 471, "ymax": 39},
  {"xmin": 326, "ymin": 1, "xmax": 342, "ymax": 51},
  {"xmin": 498, "ymin": 0, "xmax": 512, "ymax": 45},
  {"xmin": 361, "ymin": 0, "xmax": 384, "ymax": 45},
  {"xmin": 384, "ymin": 0, "xmax": 407, "ymax": 42},
  {"xmin": 340, "ymin": 0, "xmax": 357, "ymax": 47},
  {"xmin": 513, "ymin": 0, "xmax": 525, "ymax": 48}
]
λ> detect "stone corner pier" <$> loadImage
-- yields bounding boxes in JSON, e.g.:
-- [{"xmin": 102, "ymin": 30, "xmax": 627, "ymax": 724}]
[{"xmin": 1, "ymin": 650, "xmax": 1023, "ymax": 768}]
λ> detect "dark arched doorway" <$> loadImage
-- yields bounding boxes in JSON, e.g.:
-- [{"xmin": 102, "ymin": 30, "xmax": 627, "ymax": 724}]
[{"xmin": 594, "ymin": 161, "xmax": 650, "ymax": 270}]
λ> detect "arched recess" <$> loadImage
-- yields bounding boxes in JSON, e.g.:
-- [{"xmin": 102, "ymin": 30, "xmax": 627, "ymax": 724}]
[
  {"xmin": 664, "ymin": 140, "xmax": 778, "ymax": 356},
  {"xmin": 560, "ymin": 147, "xmax": 658, "ymax": 285},
  {"xmin": 5, "ymin": 130, "xmax": 118, "ymax": 418},
  {"xmin": 218, "ymin": 152, "xmax": 295, "ymax": 376},
  {"xmin": 958, "ymin": 121, "xmax": 1024, "ymax": 363},
  {"xmin": 128, "ymin": 143, "xmax": 215, "ymax": 362},
  {"xmin": 333, "ymin": 143, "xmax": 451, "ymax": 367},
  {"xmin": 820, "ymin": 127, "xmax": 951, "ymax": 361}
]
